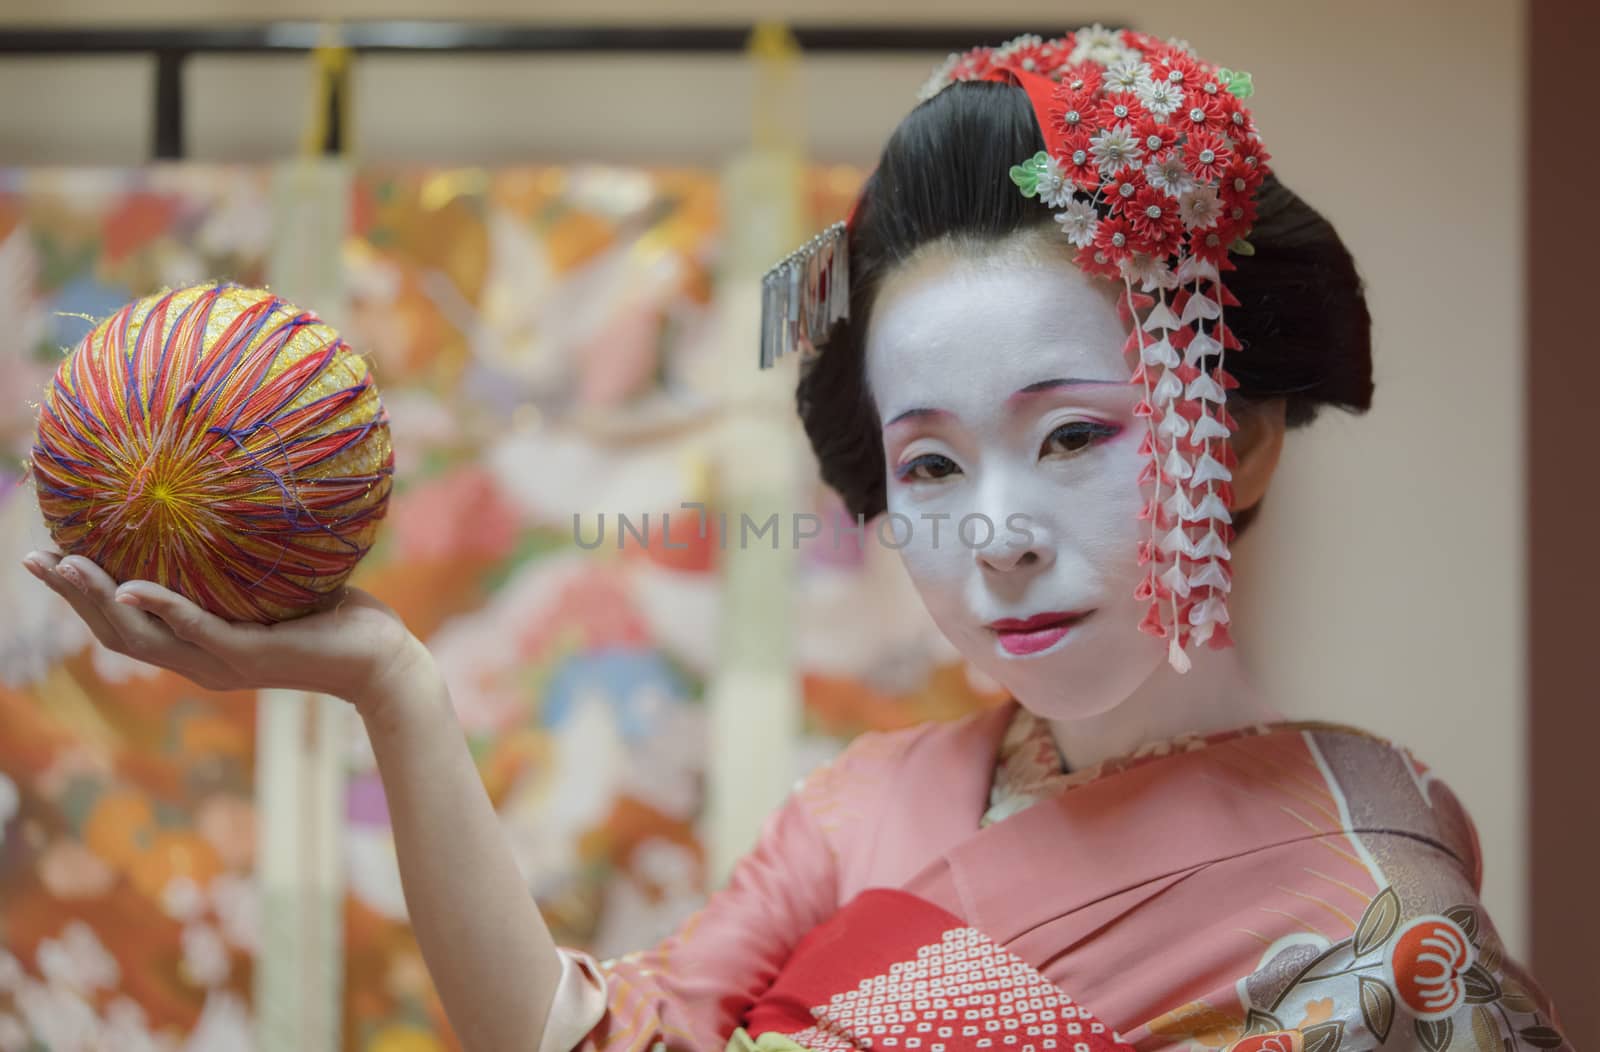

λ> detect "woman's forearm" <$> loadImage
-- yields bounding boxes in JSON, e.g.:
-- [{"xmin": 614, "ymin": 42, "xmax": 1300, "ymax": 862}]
[{"xmin": 354, "ymin": 642, "xmax": 565, "ymax": 1052}]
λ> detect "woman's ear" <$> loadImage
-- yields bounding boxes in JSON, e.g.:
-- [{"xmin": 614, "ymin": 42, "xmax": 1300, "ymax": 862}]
[{"xmin": 1231, "ymin": 399, "xmax": 1287, "ymax": 513}]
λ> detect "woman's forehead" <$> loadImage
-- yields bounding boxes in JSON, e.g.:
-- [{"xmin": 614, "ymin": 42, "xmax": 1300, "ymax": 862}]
[{"xmin": 865, "ymin": 244, "xmax": 1132, "ymax": 410}]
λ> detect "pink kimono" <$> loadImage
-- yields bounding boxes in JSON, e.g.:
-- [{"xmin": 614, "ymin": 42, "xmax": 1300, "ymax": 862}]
[{"xmin": 547, "ymin": 703, "xmax": 1568, "ymax": 1052}]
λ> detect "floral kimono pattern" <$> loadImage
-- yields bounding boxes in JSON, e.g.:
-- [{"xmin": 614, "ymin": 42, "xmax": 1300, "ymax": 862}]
[{"xmin": 546, "ymin": 703, "xmax": 1568, "ymax": 1052}]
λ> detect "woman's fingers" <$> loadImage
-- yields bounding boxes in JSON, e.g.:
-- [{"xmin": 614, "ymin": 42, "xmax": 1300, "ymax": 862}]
[
  {"xmin": 22, "ymin": 551, "xmax": 127, "ymax": 652},
  {"xmin": 115, "ymin": 579, "xmax": 248, "ymax": 656},
  {"xmin": 21, "ymin": 552, "xmax": 419, "ymax": 700},
  {"xmin": 26, "ymin": 552, "xmax": 230, "ymax": 682},
  {"xmin": 56, "ymin": 555, "xmax": 174, "ymax": 657}
]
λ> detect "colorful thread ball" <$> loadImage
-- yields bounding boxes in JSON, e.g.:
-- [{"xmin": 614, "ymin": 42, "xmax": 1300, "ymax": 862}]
[{"xmin": 29, "ymin": 282, "xmax": 394, "ymax": 623}]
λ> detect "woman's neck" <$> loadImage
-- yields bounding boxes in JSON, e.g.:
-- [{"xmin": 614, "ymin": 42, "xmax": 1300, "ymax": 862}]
[{"xmin": 1044, "ymin": 645, "xmax": 1281, "ymax": 772}]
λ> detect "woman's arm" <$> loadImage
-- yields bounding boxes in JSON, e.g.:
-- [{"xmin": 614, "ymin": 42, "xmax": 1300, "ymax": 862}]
[
  {"xmin": 24, "ymin": 548, "xmax": 859, "ymax": 1051},
  {"xmin": 564, "ymin": 773, "xmax": 844, "ymax": 1051},
  {"xmin": 22, "ymin": 552, "xmax": 569, "ymax": 1051},
  {"xmin": 354, "ymin": 639, "xmax": 565, "ymax": 1052}
]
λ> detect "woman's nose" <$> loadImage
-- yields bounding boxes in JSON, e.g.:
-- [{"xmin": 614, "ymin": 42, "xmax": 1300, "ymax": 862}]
[{"xmin": 973, "ymin": 512, "xmax": 1055, "ymax": 574}]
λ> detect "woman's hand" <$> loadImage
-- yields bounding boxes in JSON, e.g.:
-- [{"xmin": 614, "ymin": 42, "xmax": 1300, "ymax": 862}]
[
  {"xmin": 20, "ymin": 549, "xmax": 426, "ymax": 718},
  {"xmin": 22, "ymin": 549, "xmax": 574, "ymax": 1051}
]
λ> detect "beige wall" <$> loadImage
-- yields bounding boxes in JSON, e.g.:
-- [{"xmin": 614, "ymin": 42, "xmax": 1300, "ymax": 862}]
[{"xmin": 0, "ymin": 0, "xmax": 1530, "ymax": 954}]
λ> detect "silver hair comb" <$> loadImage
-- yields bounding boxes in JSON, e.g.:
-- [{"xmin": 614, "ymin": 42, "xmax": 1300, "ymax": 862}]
[{"xmin": 759, "ymin": 221, "xmax": 850, "ymax": 369}]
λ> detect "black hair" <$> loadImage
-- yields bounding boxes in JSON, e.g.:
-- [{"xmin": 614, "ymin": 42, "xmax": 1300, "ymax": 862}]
[{"xmin": 796, "ymin": 80, "xmax": 1374, "ymax": 521}]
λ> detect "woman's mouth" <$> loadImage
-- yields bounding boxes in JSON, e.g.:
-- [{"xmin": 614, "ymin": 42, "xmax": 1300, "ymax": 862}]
[{"xmin": 986, "ymin": 610, "xmax": 1091, "ymax": 656}]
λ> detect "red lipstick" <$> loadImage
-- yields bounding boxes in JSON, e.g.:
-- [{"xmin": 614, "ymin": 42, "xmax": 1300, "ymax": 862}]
[{"xmin": 987, "ymin": 611, "xmax": 1089, "ymax": 656}]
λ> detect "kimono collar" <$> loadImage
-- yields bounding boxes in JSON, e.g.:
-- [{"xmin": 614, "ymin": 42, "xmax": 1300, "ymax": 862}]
[{"xmin": 984, "ymin": 702, "xmax": 1291, "ymax": 827}]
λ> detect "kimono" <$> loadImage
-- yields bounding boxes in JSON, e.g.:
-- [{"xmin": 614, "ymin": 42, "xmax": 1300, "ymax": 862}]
[{"xmin": 541, "ymin": 703, "xmax": 1569, "ymax": 1052}]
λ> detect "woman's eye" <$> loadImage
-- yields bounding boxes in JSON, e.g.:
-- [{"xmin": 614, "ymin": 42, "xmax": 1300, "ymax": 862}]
[
  {"xmin": 1041, "ymin": 421, "xmax": 1118, "ymax": 458},
  {"xmin": 898, "ymin": 453, "xmax": 961, "ymax": 482}
]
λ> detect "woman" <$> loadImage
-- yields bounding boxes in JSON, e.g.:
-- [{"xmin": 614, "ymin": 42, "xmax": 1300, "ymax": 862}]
[{"xmin": 21, "ymin": 25, "xmax": 1568, "ymax": 1052}]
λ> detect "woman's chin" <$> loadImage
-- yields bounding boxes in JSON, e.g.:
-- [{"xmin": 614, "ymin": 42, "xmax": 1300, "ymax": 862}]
[{"xmin": 974, "ymin": 630, "xmax": 1170, "ymax": 722}]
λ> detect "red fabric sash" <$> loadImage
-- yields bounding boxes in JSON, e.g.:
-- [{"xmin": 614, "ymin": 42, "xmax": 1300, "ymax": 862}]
[{"xmin": 741, "ymin": 888, "xmax": 1135, "ymax": 1052}]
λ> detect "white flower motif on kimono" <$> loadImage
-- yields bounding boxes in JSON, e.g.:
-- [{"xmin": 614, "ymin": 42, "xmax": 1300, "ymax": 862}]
[
  {"xmin": 0, "ymin": 230, "xmax": 50, "ymax": 451},
  {"xmin": 33, "ymin": 744, "xmax": 113, "ymax": 801},
  {"xmin": 1179, "ymin": 186, "xmax": 1225, "ymax": 230},
  {"xmin": 588, "ymin": 838, "xmax": 706, "ymax": 959},
  {"xmin": 37, "ymin": 922, "xmax": 119, "ymax": 993},
  {"xmin": 1089, "ymin": 124, "xmax": 1144, "ymax": 176},
  {"xmin": 1104, "ymin": 58, "xmax": 1152, "ymax": 94},
  {"xmin": 615, "ymin": 700, "xmax": 707, "ymax": 823},
  {"xmin": 0, "ymin": 478, "xmax": 90, "ymax": 689},
  {"xmin": 89, "ymin": 638, "xmax": 164, "ymax": 685},
  {"xmin": 0, "ymin": 1013, "xmax": 24, "ymax": 1052},
  {"xmin": 210, "ymin": 874, "xmax": 261, "ymax": 953},
  {"xmin": 193, "ymin": 177, "xmax": 272, "ymax": 259},
  {"xmin": 182, "ymin": 992, "xmax": 252, "ymax": 1052},
  {"xmin": 0, "ymin": 953, "xmax": 19, "ymax": 994},
  {"xmin": 37, "ymin": 841, "xmax": 116, "ymax": 900},
  {"xmin": 15, "ymin": 981, "xmax": 100, "ymax": 1052},
  {"xmin": 102, "ymin": 998, "xmax": 164, "ymax": 1052},
  {"xmin": 344, "ymin": 824, "xmax": 408, "ymax": 922},
  {"xmin": 1145, "ymin": 154, "xmax": 1196, "ymax": 198},
  {"xmin": 381, "ymin": 388, "xmax": 463, "ymax": 476},
  {"xmin": 162, "ymin": 876, "xmax": 207, "ymax": 922},
  {"xmin": 181, "ymin": 924, "xmax": 231, "ymax": 988},
  {"xmin": 0, "ymin": 773, "xmax": 15, "ymax": 842},
  {"xmin": 1135, "ymin": 77, "xmax": 1185, "ymax": 119},
  {"xmin": 1053, "ymin": 201, "xmax": 1096, "ymax": 249}
]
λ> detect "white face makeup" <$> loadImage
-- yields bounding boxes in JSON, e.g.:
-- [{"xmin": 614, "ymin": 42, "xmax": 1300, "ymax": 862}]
[{"xmin": 865, "ymin": 237, "xmax": 1166, "ymax": 721}]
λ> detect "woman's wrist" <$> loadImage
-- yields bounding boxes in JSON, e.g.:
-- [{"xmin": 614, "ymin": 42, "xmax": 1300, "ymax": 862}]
[{"xmin": 345, "ymin": 633, "xmax": 445, "ymax": 728}]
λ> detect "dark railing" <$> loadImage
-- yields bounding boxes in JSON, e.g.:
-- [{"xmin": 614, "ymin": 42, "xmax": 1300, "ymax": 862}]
[{"xmin": 0, "ymin": 22, "xmax": 1099, "ymax": 159}]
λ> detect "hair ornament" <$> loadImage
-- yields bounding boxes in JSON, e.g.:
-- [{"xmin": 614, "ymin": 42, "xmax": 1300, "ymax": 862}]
[
  {"xmin": 761, "ymin": 26, "xmax": 1270, "ymax": 672},
  {"xmin": 759, "ymin": 222, "xmax": 849, "ymax": 369}
]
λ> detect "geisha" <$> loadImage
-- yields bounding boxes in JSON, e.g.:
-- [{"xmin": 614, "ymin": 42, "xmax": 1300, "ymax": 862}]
[{"xmin": 21, "ymin": 24, "xmax": 1569, "ymax": 1052}]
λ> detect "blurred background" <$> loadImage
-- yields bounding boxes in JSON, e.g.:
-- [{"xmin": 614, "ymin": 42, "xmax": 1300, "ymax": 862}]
[{"xmin": 0, "ymin": 1, "xmax": 1590, "ymax": 1050}]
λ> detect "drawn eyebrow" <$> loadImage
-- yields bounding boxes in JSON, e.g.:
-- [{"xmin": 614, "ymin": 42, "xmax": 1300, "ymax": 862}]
[
  {"xmin": 884, "ymin": 377, "xmax": 1124, "ymax": 430},
  {"xmin": 883, "ymin": 406, "xmax": 951, "ymax": 428},
  {"xmin": 1007, "ymin": 377, "xmax": 1124, "ymax": 403}
]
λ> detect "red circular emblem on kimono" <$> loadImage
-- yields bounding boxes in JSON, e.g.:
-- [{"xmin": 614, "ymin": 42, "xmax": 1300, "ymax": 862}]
[{"xmin": 1388, "ymin": 916, "xmax": 1475, "ymax": 1019}]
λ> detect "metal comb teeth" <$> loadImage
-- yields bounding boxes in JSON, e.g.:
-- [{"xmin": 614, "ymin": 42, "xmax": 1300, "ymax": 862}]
[{"xmin": 759, "ymin": 221, "xmax": 849, "ymax": 370}]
